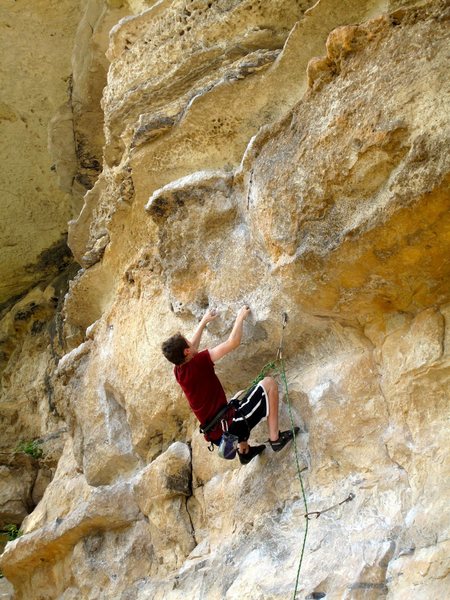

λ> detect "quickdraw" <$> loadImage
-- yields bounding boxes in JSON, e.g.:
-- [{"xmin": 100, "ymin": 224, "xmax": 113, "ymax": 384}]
[
  {"xmin": 276, "ymin": 311, "xmax": 288, "ymax": 361},
  {"xmin": 304, "ymin": 492, "xmax": 355, "ymax": 520}
]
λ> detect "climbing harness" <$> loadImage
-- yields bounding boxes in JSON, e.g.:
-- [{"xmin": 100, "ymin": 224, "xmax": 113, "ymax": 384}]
[
  {"xmin": 200, "ymin": 398, "xmax": 251, "ymax": 456},
  {"xmin": 199, "ymin": 398, "xmax": 239, "ymax": 438}
]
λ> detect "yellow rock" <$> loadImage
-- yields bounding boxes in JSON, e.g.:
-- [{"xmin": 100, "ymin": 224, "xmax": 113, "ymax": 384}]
[{"xmin": 1, "ymin": 1, "xmax": 449, "ymax": 599}]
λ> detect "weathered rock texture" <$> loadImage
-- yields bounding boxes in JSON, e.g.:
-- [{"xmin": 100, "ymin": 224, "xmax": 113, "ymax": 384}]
[
  {"xmin": 0, "ymin": 0, "xmax": 78, "ymax": 306},
  {"xmin": 0, "ymin": 0, "xmax": 129, "ymax": 306},
  {"xmin": 1, "ymin": 0, "xmax": 449, "ymax": 599}
]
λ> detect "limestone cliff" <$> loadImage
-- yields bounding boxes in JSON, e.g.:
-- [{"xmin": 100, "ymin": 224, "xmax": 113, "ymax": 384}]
[{"xmin": 0, "ymin": 0, "xmax": 449, "ymax": 599}]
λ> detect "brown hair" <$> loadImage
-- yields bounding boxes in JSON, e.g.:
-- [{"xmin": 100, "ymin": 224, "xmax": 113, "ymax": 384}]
[{"xmin": 161, "ymin": 333, "xmax": 189, "ymax": 365}]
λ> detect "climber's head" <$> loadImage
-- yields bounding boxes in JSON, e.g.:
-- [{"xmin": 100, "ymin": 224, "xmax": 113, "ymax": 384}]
[{"xmin": 161, "ymin": 333, "xmax": 192, "ymax": 365}]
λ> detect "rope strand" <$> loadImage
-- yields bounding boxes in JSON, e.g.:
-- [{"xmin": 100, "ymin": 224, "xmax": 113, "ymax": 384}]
[
  {"xmin": 275, "ymin": 312, "xmax": 309, "ymax": 598},
  {"xmin": 242, "ymin": 313, "xmax": 354, "ymax": 598},
  {"xmin": 279, "ymin": 355, "xmax": 309, "ymax": 599}
]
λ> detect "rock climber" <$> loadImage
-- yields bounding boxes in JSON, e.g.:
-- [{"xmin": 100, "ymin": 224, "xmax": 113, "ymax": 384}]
[{"xmin": 161, "ymin": 305, "xmax": 298, "ymax": 465}]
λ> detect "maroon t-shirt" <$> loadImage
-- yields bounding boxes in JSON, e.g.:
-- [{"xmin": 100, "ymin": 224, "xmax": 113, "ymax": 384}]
[{"xmin": 175, "ymin": 349, "xmax": 227, "ymax": 440}]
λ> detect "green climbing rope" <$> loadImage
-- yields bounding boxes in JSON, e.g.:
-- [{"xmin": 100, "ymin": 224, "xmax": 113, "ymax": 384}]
[
  {"xmin": 279, "ymin": 355, "xmax": 309, "ymax": 600},
  {"xmin": 244, "ymin": 360, "xmax": 279, "ymax": 391},
  {"xmin": 241, "ymin": 315, "xmax": 357, "ymax": 597},
  {"xmin": 241, "ymin": 352, "xmax": 309, "ymax": 599}
]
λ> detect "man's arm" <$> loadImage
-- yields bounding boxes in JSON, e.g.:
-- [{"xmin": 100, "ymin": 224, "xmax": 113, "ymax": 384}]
[
  {"xmin": 209, "ymin": 306, "xmax": 251, "ymax": 363},
  {"xmin": 189, "ymin": 309, "xmax": 218, "ymax": 351}
]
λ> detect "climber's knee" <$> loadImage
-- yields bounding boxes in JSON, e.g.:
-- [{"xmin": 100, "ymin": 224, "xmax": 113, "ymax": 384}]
[{"xmin": 261, "ymin": 376, "xmax": 277, "ymax": 396}]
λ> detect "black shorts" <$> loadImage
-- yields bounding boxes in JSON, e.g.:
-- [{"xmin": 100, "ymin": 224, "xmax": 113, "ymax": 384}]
[{"xmin": 228, "ymin": 382, "xmax": 269, "ymax": 442}]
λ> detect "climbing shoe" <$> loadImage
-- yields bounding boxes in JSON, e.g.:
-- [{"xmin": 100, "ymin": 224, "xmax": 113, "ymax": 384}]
[
  {"xmin": 237, "ymin": 444, "xmax": 266, "ymax": 465},
  {"xmin": 270, "ymin": 428, "xmax": 300, "ymax": 452}
]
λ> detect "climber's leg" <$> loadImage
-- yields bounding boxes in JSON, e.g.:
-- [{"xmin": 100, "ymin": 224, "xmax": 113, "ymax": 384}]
[{"xmin": 260, "ymin": 376, "xmax": 279, "ymax": 442}]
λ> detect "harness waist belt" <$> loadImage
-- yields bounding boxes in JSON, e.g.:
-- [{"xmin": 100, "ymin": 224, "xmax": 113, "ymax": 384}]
[{"xmin": 200, "ymin": 399, "xmax": 239, "ymax": 434}]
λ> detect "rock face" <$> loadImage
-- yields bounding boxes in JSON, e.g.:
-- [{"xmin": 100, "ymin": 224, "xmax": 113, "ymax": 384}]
[
  {"xmin": 0, "ymin": 0, "xmax": 128, "ymax": 306},
  {"xmin": 0, "ymin": 0, "xmax": 78, "ymax": 306},
  {"xmin": 1, "ymin": 0, "xmax": 449, "ymax": 599}
]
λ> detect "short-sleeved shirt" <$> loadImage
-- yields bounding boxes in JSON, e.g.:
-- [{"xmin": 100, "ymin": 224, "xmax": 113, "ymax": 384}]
[{"xmin": 175, "ymin": 349, "xmax": 227, "ymax": 440}]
